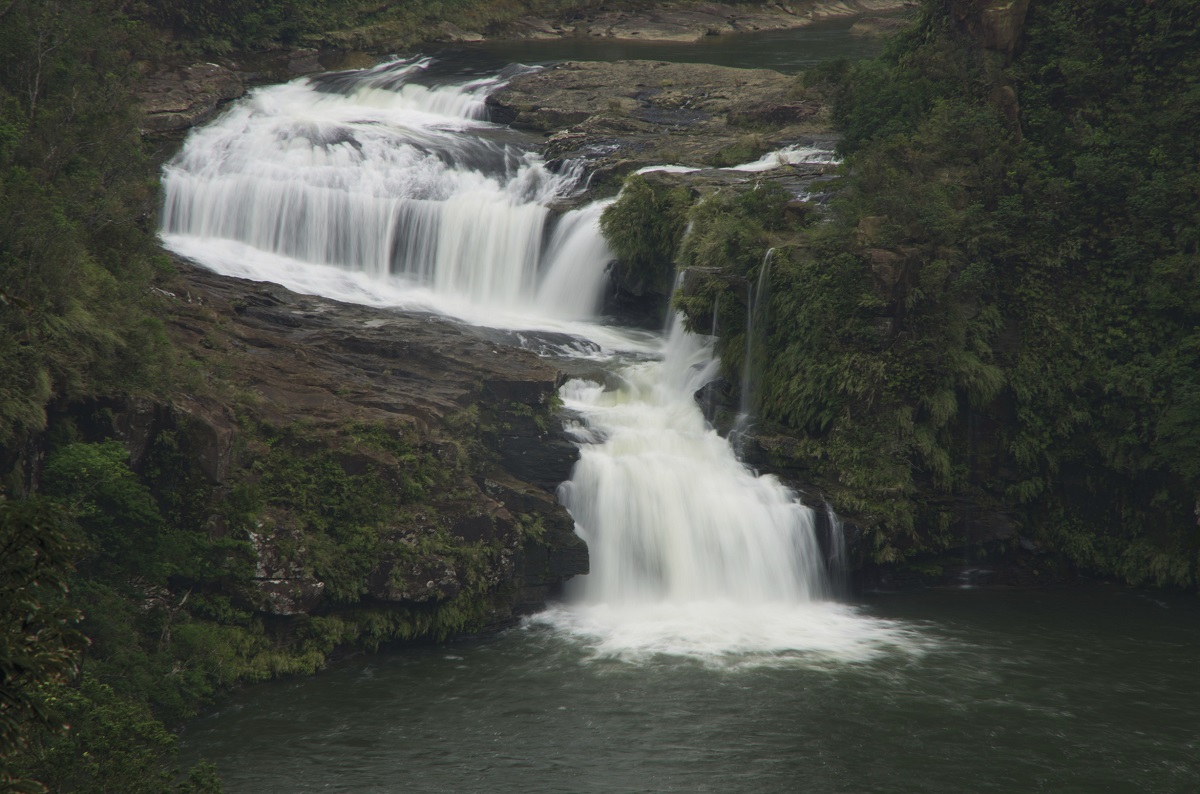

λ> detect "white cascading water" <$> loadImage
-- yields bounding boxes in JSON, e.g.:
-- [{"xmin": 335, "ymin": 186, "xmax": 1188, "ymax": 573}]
[
  {"xmin": 560, "ymin": 315, "xmax": 828, "ymax": 604},
  {"xmin": 161, "ymin": 58, "xmax": 610, "ymax": 323},
  {"xmin": 163, "ymin": 58, "xmax": 924, "ymax": 667},
  {"xmin": 534, "ymin": 316, "xmax": 922, "ymax": 665}
]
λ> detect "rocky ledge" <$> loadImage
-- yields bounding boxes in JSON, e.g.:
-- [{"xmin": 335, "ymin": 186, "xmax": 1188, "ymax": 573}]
[
  {"xmin": 136, "ymin": 261, "xmax": 587, "ymax": 626},
  {"xmin": 489, "ymin": 59, "xmax": 840, "ymax": 194},
  {"xmin": 491, "ymin": 1, "xmax": 912, "ymax": 43},
  {"xmin": 139, "ymin": 62, "xmax": 245, "ymax": 134}
]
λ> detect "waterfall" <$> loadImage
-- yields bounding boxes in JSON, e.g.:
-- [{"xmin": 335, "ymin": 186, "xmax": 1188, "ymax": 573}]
[
  {"xmin": 702, "ymin": 293, "xmax": 720, "ymax": 422},
  {"xmin": 160, "ymin": 58, "xmax": 613, "ymax": 323},
  {"xmin": 729, "ymin": 248, "xmax": 773, "ymax": 455},
  {"xmin": 559, "ymin": 314, "xmax": 827, "ymax": 605},
  {"xmin": 164, "ymin": 60, "xmax": 921, "ymax": 667},
  {"xmin": 538, "ymin": 315, "xmax": 913, "ymax": 665},
  {"xmin": 534, "ymin": 199, "xmax": 616, "ymax": 320},
  {"xmin": 823, "ymin": 504, "xmax": 850, "ymax": 599}
]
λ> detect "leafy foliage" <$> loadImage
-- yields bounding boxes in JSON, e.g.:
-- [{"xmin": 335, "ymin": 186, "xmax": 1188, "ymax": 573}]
[
  {"xmin": 752, "ymin": 0, "xmax": 1200, "ymax": 580},
  {"xmin": 17, "ymin": 675, "xmax": 221, "ymax": 794},
  {"xmin": 600, "ymin": 174, "xmax": 693, "ymax": 296},
  {"xmin": 0, "ymin": 0, "xmax": 170, "ymax": 447},
  {"xmin": 0, "ymin": 498, "xmax": 84, "ymax": 792}
]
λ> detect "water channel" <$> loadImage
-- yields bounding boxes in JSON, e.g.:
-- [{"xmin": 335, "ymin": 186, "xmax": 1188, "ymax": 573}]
[{"xmin": 167, "ymin": 21, "xmax": 1200, "ymax": 793}]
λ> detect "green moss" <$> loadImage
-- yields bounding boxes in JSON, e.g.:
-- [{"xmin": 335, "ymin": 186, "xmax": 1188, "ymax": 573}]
[
  {"xmin": 599, "ymin": 174, "xmax": 694, "ymax": 295},
  {"xmin": 705, "ymin": 135, "xmax": 770, "ymax": 168}
]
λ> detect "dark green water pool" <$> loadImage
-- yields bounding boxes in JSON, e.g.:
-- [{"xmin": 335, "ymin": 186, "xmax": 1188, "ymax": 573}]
[
  {"xmin": 459, "ymin": 17, "xmax": 886, "ymax": 73},
  {"xmin": 181, "ymin": 586, "xmax": 1200, "ymax": 793}
]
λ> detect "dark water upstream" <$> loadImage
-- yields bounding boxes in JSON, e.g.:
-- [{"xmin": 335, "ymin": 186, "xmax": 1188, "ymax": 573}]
[
  {"xmin": 461, "ymin": 17, "xmax": 886, "ymax": 73},
  {"xmin": 182, "ymin": 586, "xmax": 1200, "ymax": 793}
]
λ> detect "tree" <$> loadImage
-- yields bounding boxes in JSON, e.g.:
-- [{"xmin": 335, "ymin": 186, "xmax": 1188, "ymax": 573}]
[{"xmin": 0, "ymin": 497, "xmax": 84, "ymax": 792}]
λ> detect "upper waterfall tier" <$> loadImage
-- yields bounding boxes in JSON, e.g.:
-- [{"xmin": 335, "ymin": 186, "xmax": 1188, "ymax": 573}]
[{"xmin": 160, "ymin": 58, "xmax": 612, "ymax": 322}]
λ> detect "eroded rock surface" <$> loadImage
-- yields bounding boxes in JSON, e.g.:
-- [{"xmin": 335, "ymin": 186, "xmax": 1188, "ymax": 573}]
[
  {"xmin": 153, "ymin": 261, "xmax": 587, "ymax": 624},
  {"xmin": 139, "ymin": 63, "xmax": 244, "ymax": 134},
  {"xmin": 489, "ymin": 59, "xmax": 838, "ymax": 191}
]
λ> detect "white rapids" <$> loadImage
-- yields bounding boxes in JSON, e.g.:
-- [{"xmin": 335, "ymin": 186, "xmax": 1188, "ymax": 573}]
[
  {"xmin": 161, "ymin": 57, "xmax": 612, "ymax": 326},
  {"xmin": 162, "ymin": 57, "xmax": 928, "ymax": 669},
  {"xmin": 534, "ymin": 317, "xmax": 926, "ymax": 666}
]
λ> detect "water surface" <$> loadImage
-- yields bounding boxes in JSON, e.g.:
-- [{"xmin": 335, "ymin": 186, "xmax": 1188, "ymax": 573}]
[
  {"xmin": 461, "ymin": 17, "xmax": 888, "ymax": 73},
  {"xmin": 182, "ymin": 586, "xmax": 1200, "ymax": 793}
]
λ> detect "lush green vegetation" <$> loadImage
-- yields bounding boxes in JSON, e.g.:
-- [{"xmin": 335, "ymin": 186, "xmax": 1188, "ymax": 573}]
[
  {"xmin": 4, "ymin": 410, "xmax": 515, "ymax": 789},
  {"xmin": 788, "ymin": 0, "xmax": 1200, "ymax": 584},
  {"xmin": 600, "ymin": 175, "xmax": 693, "ymax": 296},
  {"xmin": 0, "ymin": 0, "xmax": 172, "ymax": 454},
  {"xmin": 607, "ymin": 0, "xmax": 1200, "ymax": 585}
]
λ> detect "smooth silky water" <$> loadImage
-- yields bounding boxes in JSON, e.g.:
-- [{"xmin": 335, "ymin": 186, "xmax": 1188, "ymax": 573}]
[{"xmin": 165, "ymin": 32, "xmax": 1200, "ymax": 794}]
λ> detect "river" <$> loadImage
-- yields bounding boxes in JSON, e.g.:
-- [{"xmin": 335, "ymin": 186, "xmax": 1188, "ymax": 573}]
[{"xmin": 164, "ymin": 22, "xmax": 1200, "ymax": 794}]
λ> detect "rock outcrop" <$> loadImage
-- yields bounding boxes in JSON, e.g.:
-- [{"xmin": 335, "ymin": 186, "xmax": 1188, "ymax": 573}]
[
  {"xmin": 138, "ymin": 63, "xmax": 244, "ymax": 134},
  {"xmin": 489, "ymin": 59, "xmax": 839, "ymax": 190},
  {"xmin": 140, "ymin": 261, "xmax": 587, "ymax": 626},
  {"xmin": 949, "ymin": 0, "xmax": 1032, "ymax": 60}
]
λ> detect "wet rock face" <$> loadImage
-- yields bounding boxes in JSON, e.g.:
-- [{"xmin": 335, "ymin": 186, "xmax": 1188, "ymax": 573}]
[
  {"xmin": 139, "ymin": 63, "xmax": 244, "ymax": 134},
  {"xmin": 155, "ymin": 261, "xmax": 588, "ymax": 623}
]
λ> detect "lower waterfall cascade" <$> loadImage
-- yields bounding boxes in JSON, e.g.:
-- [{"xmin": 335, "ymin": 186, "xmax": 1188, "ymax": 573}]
[{"xmin": 162, "ymin": 57, "xmax": 925, "ymax": 667}]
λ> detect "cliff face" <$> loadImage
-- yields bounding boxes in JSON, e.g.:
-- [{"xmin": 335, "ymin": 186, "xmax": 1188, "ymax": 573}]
[{"xmin": 948, "ymin": 0, "xmax": 1030, "ymax": 58}]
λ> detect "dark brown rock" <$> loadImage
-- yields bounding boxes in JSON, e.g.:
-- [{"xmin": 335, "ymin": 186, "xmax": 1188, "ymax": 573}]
[
  {"xmin": 156, "ymin": 260, "xmax": 587, "ymax": 623},
  {"xmin": 727, "ymin": 101, "xmax": 820, "ymax": 127},
  {"xmin": 950, "ymin": 0, "xmax": 1031, "ymax": 60},
  {"xmin": 138, "ymin": 63, "xmax": 244, "ymax": 134},
  {"xmin": 866, "ymin": 248, "xmax": 903, "ymax": 289}
]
